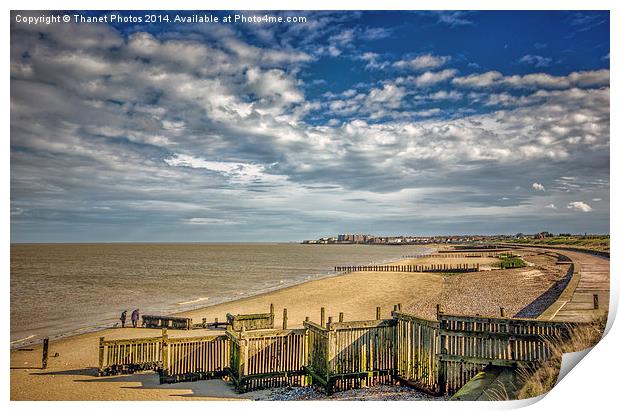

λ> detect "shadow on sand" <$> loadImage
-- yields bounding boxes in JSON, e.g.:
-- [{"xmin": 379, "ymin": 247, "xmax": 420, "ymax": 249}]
[
  {"xmin": 29, "ymin": 367, "xmax": 98, "ymax": 376},
  {"xmin": 71, "ymin": 371, "xmax": 249, "ymax": 399},
  {"xmin": 514, "ymin": 270, "xmax": 572, "ymax": 318}
]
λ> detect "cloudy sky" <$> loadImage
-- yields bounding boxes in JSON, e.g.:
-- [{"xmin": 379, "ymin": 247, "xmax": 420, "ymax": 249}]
[{"xmin": 10, "ymin": 10, "xmax": 609, "ymax": 242}]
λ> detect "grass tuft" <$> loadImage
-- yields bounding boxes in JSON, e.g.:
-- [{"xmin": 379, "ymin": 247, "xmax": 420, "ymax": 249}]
[{"xmin": 515, "ymin": 316, "xmax": 606, "ymax": 399}]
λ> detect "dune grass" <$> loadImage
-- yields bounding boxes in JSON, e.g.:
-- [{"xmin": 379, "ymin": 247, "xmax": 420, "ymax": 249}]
[
  {"xmin": 515, "ymin": 317, "xmax": 606, "ymax": 399},
  {"xmin": 504, "ymin": 236, "xmax": 609, "ymax": 252}
]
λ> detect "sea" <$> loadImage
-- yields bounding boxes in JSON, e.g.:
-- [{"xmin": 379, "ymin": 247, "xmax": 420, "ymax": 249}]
[{"xmin": 10, "ymin": 243, "xmax": 432, "ymax": 348}]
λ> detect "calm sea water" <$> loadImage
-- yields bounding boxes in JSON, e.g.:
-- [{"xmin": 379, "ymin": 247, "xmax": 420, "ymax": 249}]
[{"xmin": 10, "ymin": 243, "xmax": 431, "ymax": 347}]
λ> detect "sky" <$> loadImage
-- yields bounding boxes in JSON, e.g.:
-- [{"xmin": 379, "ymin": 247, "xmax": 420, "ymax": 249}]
[{"xmin": 10, "ymin": 10, "xmax": 610, "ymax": 242}]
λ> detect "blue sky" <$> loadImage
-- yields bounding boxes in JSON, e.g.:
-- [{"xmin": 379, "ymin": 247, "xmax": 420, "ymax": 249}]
[{"xmin": 10, "ymin": 10, "xmax": 610, "ymax": 242}]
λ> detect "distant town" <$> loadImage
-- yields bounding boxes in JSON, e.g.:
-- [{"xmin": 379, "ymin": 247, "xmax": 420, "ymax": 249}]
[{"xmin": 301, "ymin": 232, "xmax": 603, "ymax": 245}]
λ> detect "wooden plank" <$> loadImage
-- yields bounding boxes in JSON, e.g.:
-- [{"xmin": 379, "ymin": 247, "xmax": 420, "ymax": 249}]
[
  {"xmin": 439, "ymin": 354, "xmax": 539, "ymax": 367},
  {"xmin": 440, "ymin": 330, "xmax": 550, "ymax": 341},
  {"xmin": 101, "ymin": 337, "xmax": 163, "ymax": 346},
  {"xmin": 329, "ymin": 319, "xmax": 395, "ymax": 330}
]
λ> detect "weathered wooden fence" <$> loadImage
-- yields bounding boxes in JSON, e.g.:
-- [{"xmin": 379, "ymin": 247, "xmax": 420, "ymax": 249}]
[
  {"xmin": 334, "ymin": 264, "xmax": 480, "ymax": 273},
  {"xmin": 226, "ymin": 305, "xmax": 275, "ymax": 331},
  {"xmin": 98, "ymin": 335, "xmax": 163, "ymax": 375},
  {"xmin": 440, "ymin": 249, "xmax": 511, "ymax": 254},
  {"xmin": 227, "ymin": 327, "xmax": 307, "ymax": 392},
  {"xmin": 437, "ymin": 315, "xmax": 568, "ymax": 395},
  {"xmin": 393, "ymin": 311, "xmax": 440, "ymax": 394},
  {"xmin": 98, "ymin": 309, "xmax": 572, "ymax": 397},
  {"xmin": 160, "ymin": 334, "xmax": 229, "ymax": 383},
  {"xmin": 425, "ymin": 252, "xmax": 514, "ymax": 258},
  {"xmin": 304, "ymin": 318, "xmax": 397, "ymax": 393},
  {"xmin": 142, "ymin": 315, "xmax": 192, "ymax": 330}
]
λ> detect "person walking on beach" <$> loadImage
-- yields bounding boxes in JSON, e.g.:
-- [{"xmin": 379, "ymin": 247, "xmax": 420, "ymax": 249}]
[
  {"xmin": 120, "ymin": 310, "xmax": 127, "ymax": 328},
  {"xmin": 131, "ymin": 309, "xmax": 140, "ymax": 328}
]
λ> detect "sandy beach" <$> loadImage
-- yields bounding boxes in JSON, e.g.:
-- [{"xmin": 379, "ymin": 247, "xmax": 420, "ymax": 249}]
[{"xmin": 10, "ymin": 248, "xmax": 568, "ymax": 400}]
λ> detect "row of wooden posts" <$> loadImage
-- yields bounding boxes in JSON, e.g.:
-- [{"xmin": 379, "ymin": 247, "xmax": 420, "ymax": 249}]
[
  {"xmin": 97, "ymin": 297, "xmax": 591, "ymax": 395},
  {"xmin": 334, "ymin": 264, "xmax": 480, "ymax": 273},
  {"xmin": 401, "ymin": 252, "xmax": 513, "ymax": 259}
]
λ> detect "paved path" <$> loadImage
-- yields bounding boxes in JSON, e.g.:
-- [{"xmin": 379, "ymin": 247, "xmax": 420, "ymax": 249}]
[{"xmin": 545, "ymin": 249, "xmax": 609, "ymax": 322}]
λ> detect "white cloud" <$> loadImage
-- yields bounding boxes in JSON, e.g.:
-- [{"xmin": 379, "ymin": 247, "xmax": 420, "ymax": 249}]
[
  {"xmin": 532, "ymin": 182, "xmax": 545, "ymax": 191},
  {"xmin": 453, "ymin": 71, "xmax": 503, "ymax": 87},
  {"xmin": 427, "ymin": 90, "xmax": 463, "ymax": 100},
  {"xmin": 453, "ymin": 69, "xmax": 609, "ymax": 89},
  {"xmin": 545, "ymin": 204, "xmax": 557, "ymax": 209},
  {"xmin": 366, "ymin": 84, "xmax": 406, "ymax": 107},
  {"xmin": 394, "ymin": 54, "xmax": 450, "ymax": 71},
  {"xmin": 327, "ymin": 46, "xmax": 341, "ymax": 57},
  {"xmin": 360, "ymin": 52, "xmax": 378, "ymax": 61},
  {"xmin": 567, "ymin": 201, "xmax": 593, "ymax": 212},
  {"xmin": 164, "ymin": 154, "xmax": 283, "ymax": 184},
  {"xmin": 413, "ymin": 69, "xmax": 457, "ymax": 87},
  {"xmin": 435, "ymin": 11, "xmax": 474, "ymax": 26},
  {"xmin": 246, "ymin": 67, "xmax": 304, "ymax": 107},
  {"xmin": 360, "ymin": 52, "xmax": 389, "ymax": 70},
  {"xmin": 329, "ymin": 29, "xmax": 355, "ymax": 47},
  {"xmin": 592, "ymin": 198, "xmax": 602, "ymax": 202},
  {"xmin": 184, "ymin": 218, "xmax": 239, "ymax": 225},
  {"xmin": 519, "ymin": 54, "xmax": 553, "ymax": 67}
]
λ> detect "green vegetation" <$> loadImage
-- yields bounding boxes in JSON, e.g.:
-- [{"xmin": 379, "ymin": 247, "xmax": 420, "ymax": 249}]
[
  {"xmin": 494, "ymin": 255, "xmax": 527, "ymax": 269},
  {"xmin": 504, "ymin": 235, "xmax": 609, "ymax": 252}
]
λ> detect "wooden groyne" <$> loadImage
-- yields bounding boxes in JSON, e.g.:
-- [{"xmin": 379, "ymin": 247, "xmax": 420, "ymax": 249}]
[
  {"xmin": 98, "ymin": 335, "xmax": 163, "ymax": 376},
  {"xmin": 142, "ymin": 315, "xmax": 192, "ymax": 330},
  {"xmin": 226, "ymin": 305, "xmax": 275, "ymax": 331},
  {"xmin": 401, "ymin": 253, "xmax": 515, "ymax": 259},
  {"xmin": 161, "ymin": 333, "xmax": 229, "ymax": 383},
  {"xmin": 334, "ymin": 264, "xmax": 479, "ymax": 273},
  {"xmin": 98, "ymin": 306, "xmax": 578, "ymax": 396},
  {"xmin": 228, "ymin": 327, "xmax": 307, "ymax": 391}
]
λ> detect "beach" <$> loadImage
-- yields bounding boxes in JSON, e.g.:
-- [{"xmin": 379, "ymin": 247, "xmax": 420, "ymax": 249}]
[
  {"xmin": 10, "ymin": 243, "xmax": 433, "ymax": 347},
  {"xmin": 9, "ymin": 247, "xmax": 572, "ymax": 401}
]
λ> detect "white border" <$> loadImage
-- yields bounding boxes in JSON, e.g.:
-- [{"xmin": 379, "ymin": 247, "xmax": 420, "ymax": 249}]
[{"xmin": 3, "ymin": 2, "xmax": 616, "ymax": 411}]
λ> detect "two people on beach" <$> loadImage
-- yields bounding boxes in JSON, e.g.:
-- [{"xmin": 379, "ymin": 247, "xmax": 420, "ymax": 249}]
[{"xmin": 120, "ymin": 309, "xmax": 140, "ymax": 328}]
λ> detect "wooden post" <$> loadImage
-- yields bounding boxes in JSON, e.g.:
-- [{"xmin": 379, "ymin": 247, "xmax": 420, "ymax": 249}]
[
  {"xmin": 328, "ymin": 316, "xmax": 333, "ymax": 329},
  {"xmin": 339, "ymin": 312, "xmax": 344, "ymax": 322},
  {"xmin": 500, "ymin": 307, "xmax": 505, "ymax": 317},
  {"xmin": 397, "ymin": 303, "xmax": 402, "ymax": 311},
  {"xmin": 41, "ymin": 338, "xmax": 49, "ymax": 369},
  {"xmin": 305, "ymin": 316, "xmax": 309, "ymax": 322},
  {"xmin": 238, "ymin": 337, "xmax": 248, "ymax": 384},
  {"xmin": 593, "ymin": 294, "xmax": 599, "ymax": 309},
  {"xmin": 508, "ymin": 337, "xmax": 516, "ymax": 361},
  {"xmin": 161, "ymin": 329, "xmax": 169, "ymax": 377},
  {"xmin": 270, "ymin": 303, "xmax": 274, "ymax": 316},
  {"xmin": 202, "ymin": 318, "xmax": 207, "ymax": 328},
  {"xmin": 376, "ymin": 306, "xmax": 381, "ymax": 320},
  {"xmin": 320, "ymin": 307, "xmax": 326, "ymax": 328},
  {"xmin": 98, "ymin": 337, "xmax": 105, "ymax": 375},
  {"xmin": 438, "ymin": 320, "xmax": 447, "ymax": 395},
  {"xmin": 327, "ymin": 325, "xmax": 337, "ymax": 394},
  {"xmin": 283, "ymin": 308, "xmax": 288, "ymax": 330},
  {"xmin": 436, "ymin": 304, "xmax": 443, "ymax": 319}
]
